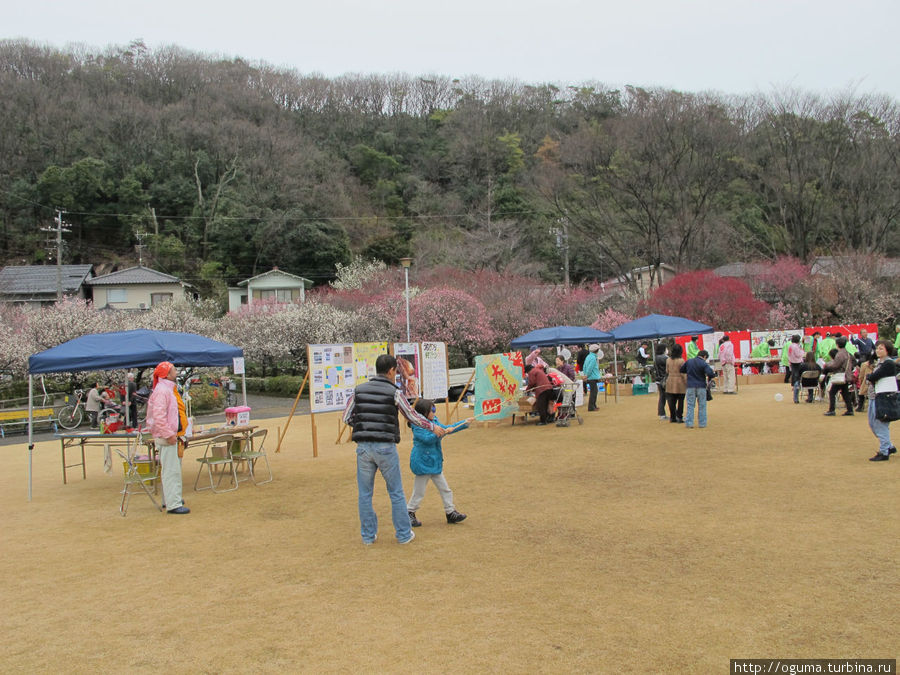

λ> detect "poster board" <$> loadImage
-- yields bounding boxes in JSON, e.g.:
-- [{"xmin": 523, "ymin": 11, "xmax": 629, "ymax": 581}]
[
  {"xmin": 474, "ymin": 353, "xmax": 522, "ymax": 420},
  {"xmin": 421, "ymin": 342, "xmax": 449, "ymax": 401},
  {"xmin": 353, "ymin": 341, "xmax": 389, "ymax": 386},
  {"xmin": 749, "ymin": 329, "xmax": 803, "ymax": 356},
  {"xmin": 308, "ymin": 344, "xmax": 356, "ymax": 413},
  {"xmin": 392, "ymin": 342, "xmax": 421, "ymax": 399}
]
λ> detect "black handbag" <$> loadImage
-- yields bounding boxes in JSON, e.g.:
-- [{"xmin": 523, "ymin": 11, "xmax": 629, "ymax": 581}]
[
  {"xmin": 706, "ymin": 382, "xmax": 713, "ymax": 401},
  {"xmin": 875, "ymin": 391, "xmax": 900, "ymax": 422}
]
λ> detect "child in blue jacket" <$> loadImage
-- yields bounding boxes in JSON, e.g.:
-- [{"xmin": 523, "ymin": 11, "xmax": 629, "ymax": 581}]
[{"xmin": 406, "ymin": 398, "xmax": 472, "ymax": 527}]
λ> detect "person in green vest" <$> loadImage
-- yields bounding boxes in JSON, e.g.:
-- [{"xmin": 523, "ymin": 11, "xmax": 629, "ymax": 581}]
[
  {"xmin": 750, "ymin": 339, "xmax": 773, "ymax": 359},
  {"xmin": 818, "ymin": 333, "xmax": 836, "ymax": 361},
  {"xmin": 894, "ymin": 325, "xmax": 900, "ymax": 351},
  {"xmin": 780, "ymin": 341, "xmax": 791, "ymax": 382},
  {"xmin": 685, "ymin": 336, "xmax": 700, "ymax": 360},
  {"xmin": 805, "ymin": 331, "xmax": 821, "ymax": 356}
]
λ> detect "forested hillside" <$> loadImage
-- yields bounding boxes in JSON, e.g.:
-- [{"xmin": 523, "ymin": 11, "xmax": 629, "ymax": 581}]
[{"xmin": 1, "ymin": 39, "xmax": 898, "ymax": 301}]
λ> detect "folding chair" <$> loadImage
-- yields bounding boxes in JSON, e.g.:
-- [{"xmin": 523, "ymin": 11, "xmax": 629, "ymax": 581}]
[
  {"xmin": 115, "ymin": 448, "xmax": 163, "ymax": 517},
  {"xmin": 800, "ymin": 370, "xmax": 822, "ymax": 403},
  {"xmin": 193, "ymin": 434, "xmax": 239, "ymax": 493},
  {"xmin": 231, "ymin": 429, "xmax": 273, "ymax": 485}
]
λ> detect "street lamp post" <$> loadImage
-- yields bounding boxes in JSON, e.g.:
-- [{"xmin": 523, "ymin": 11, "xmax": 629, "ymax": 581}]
[{"xmin": 399, "ymin": 257, "xmax": 412, "ymax": 342}]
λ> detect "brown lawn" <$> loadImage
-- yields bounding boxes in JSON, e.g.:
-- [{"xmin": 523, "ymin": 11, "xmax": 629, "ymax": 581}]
[{"xmin": 1, "ymin": 383, "xmax": 897, "ymax": 673}]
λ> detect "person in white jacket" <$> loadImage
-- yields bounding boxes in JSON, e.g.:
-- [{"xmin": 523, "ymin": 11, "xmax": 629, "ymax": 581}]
[{"xmin": 145, "ymin": 362, "xmax": 188, "ymax": 514}]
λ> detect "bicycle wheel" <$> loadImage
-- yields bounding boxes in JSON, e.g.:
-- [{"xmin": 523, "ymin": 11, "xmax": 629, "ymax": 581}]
[{"xmin": 57, "ymin": 405, "xmax": 83, "ymax": 430}]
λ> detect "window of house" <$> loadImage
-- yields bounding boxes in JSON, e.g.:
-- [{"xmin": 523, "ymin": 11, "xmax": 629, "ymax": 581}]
[
  {"xmin": 150, "ymin": 293, "xmax": 173, "ymax": 306},
  {"xmin": 107, "ymin": 288, "xmax": 127, "ymax": 303}
]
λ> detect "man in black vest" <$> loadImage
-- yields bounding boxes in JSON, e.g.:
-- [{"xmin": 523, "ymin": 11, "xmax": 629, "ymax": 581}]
[{"xmin": 343, "ymin": 354, "xmax": 444, "ymax": 545}]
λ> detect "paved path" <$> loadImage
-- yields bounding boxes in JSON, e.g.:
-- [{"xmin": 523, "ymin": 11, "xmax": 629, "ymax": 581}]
[{"xmin": 0, "ymin": 393, "xmax": 308, "ymax": 447}]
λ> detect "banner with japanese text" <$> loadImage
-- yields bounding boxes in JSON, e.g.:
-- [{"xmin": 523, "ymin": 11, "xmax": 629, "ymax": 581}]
[
  {"xmin": 474, "ymin": 353, "xmax": 521, "ymax": 420},
  {"xmin": 421, "ymin": 342, "xmax": 449, "ymax": 401}
]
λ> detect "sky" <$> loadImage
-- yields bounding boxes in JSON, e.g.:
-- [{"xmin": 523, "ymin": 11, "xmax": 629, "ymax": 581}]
[{"xmin": 4, "ymin": 0, "xmax": 899, "ymax": 100}]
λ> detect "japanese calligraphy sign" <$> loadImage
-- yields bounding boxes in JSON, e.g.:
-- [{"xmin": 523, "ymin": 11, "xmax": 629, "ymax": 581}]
[{"xmin": 474, "ymin": 353, "xmax": 521, "ymax": 420}]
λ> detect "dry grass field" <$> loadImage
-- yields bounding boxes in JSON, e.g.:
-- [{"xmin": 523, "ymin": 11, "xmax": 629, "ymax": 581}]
[{"xmin": 1, "ymin": 383, "xmax": 897, "ymax": 673}]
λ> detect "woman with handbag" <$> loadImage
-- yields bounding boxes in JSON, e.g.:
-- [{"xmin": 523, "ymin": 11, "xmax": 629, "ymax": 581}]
[
  {"xmin": 864, "ymin": 340, "xmax": 898, "ymax": 462},
  {"xmin": 822, "ymin": 336, "xmax": 855, "ymax": 417},
  {"xmin": 665, "ymin": 343, "xmax": 687, "ymax": 424}
]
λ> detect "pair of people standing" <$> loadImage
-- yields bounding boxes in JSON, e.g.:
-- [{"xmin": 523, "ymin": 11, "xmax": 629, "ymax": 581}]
[{"xmin": 344, "ymin": 354, "xmax": 468, "ymax": 545}]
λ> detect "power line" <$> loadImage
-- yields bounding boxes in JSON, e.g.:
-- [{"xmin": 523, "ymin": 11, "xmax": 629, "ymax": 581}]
[{"xmin": 0, "ymin": 186, "xmax": 540, "ymax": 224}]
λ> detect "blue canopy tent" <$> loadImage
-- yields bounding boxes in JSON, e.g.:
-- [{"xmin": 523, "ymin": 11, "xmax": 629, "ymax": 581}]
[
  {"xmin": 608, "ymin": 314, "xmax": 714, "ymax": 342},
  {"xmin": 605, "ymin": 314, "xmax": 715, "ymax": 402},
  {"xmin": 510, "ymin": 325, "xmax": 613, "ymax": 350},
  {"xmin": 26, "ymin": 329, "xmax": 244, "ymax": 500}
]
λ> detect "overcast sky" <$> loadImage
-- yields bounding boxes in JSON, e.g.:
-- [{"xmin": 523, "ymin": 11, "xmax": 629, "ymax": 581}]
[{"xmin": 5, "ymin": 0, "xmax": 899, "ymax": 99}]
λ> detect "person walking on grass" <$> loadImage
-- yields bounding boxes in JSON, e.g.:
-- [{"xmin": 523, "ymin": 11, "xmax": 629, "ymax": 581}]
[
  {"xmin": 343, "ymin": 354, "xmax": 444, "ymax": 545},
  {"xmin": 680, "ymin": 349, "xmax": 716, "ymax": 429},
  {"xmin": 406, "ymin": 398, "xmax": 471, "ymax": 528},
  {"xmin": 865, "ymin": 340, "xmax": 898, "ymax": 462}
]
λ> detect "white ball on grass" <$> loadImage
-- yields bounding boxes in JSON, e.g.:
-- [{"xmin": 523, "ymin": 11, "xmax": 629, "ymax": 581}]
[{"xmin": 774, "ymin": 393, "xmax": 784, "ymax": 402}]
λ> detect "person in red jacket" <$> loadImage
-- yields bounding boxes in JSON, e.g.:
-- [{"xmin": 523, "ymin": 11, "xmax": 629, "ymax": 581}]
[{"xmin": 525, "ymin": 363, "xmax": 554, "ymax": 425}]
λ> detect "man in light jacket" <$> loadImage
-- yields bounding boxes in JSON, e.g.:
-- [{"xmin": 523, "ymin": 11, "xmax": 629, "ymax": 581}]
[
  {"xmin": 718, "ymin": 336, "xmax": 736, "ymax": 394},
  {"xmin": 145, "ymin": 361, "xmax": 189, "ymax": 514}
]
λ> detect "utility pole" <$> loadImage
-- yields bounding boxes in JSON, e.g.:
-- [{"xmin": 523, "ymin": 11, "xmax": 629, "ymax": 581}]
[
  {"xmin": 135, "ymin": 231, "xmax": 147, "ymax": 266},
  {"xmin": 552, "ymin": 217, "xmax": 571, "ymax": 293},
  {"xmin": 40, "ymin": 209, "xmax": 70, "ymax": 301}
]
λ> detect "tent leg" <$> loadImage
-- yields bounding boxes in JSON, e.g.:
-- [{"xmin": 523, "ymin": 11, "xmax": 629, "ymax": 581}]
[
  {"xmin": 613, "ymin": 343, "xmax": 619, "ymax": 403},
  {"xmin": 28, "ymin": 375, "xmax": 33, "ymax": 502}
]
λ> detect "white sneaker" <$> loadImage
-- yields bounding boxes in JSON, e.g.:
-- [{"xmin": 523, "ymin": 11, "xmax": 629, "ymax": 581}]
[
  {"xmin": 362, "ymin": 534, "xmax": 377, "ymax": 546},
  {"xmin": 398, "ymin": 532, "xmax": 416, "ymax": 545},
  {"xmin": 658, "ymin": 415, "xmax": 668, "ymax": 420}
]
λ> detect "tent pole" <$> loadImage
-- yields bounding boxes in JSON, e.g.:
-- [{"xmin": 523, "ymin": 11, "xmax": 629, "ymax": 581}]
[
  {"xmin": 242, "ymin": 373, "xmax": 247, "ymax": 407},
  {"xmin": 124, "ymin": 373, "xmax": 130, "ymax": 427},
  {"xmin": 613, "ymin": 342, "xmax": 619, "ymax": 403},
  {"xmin": 27, "ymin": 375, "xmax": 33, "ymax": 502}
]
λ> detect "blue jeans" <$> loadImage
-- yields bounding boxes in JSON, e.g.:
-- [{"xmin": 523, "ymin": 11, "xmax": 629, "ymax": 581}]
[
  {"xmin": 684, "ymin": 387, "xmax": 708, "ymax": 428},
  {"xmin": 867, "ymin": 399, "xmax": 893, "ymax": 456},
  {"xmin": 356, "ymin": 442, "xmax": 412, "ymax": 543}
]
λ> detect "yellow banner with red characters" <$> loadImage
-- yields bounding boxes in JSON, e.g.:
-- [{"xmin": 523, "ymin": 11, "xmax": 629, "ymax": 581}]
[{"xmin": 474, "ymin": 353, "xmax": 522, "ymax": 420}]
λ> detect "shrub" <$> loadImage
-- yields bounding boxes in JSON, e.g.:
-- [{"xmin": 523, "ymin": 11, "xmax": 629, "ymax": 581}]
[
  {"xmin": 187, "ymin": 383, "xmax": 223, "ymax": 413},
  {"xmin": 263, "ymin": 375, "xmax": 306, "ymax": 397}
]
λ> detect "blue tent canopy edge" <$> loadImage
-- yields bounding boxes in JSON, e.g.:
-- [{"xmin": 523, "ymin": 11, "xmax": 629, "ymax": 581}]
[
  {"xmin": 28, "ymin": 329, "xmax": 243, "ymax": 374},
  {"xmin": 510, "ymin": 325, "xmax": 614, "ymax": 349}
]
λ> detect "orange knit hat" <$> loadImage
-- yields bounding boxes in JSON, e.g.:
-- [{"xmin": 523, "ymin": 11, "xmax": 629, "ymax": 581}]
[{"xmin": 152, "ymin": 361, "xmax": 174, "ymax": 388}]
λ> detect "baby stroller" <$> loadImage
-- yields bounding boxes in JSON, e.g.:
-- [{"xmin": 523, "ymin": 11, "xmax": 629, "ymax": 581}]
[{"xmin": 553, "ymin": 382, "xmax": 583, "ymax": 427}]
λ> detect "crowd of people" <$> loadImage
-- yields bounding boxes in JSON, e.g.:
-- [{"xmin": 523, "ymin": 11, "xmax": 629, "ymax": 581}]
[{"xmin": 133, "ymin": 326, "xmax": 898, "ymax": 537}]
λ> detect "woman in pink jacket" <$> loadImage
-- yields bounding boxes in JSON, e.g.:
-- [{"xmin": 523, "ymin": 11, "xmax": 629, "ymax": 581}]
[{"xmin": 145, "ymin": 362, "xmax": 189, "ymax": 514}]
